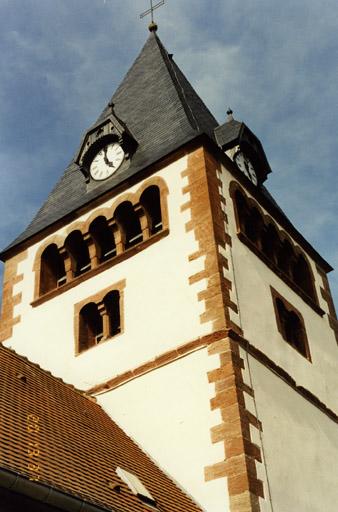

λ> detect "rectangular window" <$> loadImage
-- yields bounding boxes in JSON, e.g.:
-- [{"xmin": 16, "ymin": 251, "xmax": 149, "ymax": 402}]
[
  {"xmin": 74, "ymin": 280, "xmax": 125, "ymax": 355},
  {"xmin": 271, "ymin": 287, "xmax": 311, "ymax": 361}
]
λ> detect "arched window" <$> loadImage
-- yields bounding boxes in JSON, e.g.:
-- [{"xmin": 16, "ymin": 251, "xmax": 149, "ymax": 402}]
[
  {"xmin": 276, "ymin": 239, "xmax": 294, "ymax": 277},
  {"xmin": 275, "ymin": 297, "xmax": 309, "ymax": 358},
  {"xmin": 261, "ymin": 223, "xmax": 279, "ymax": 263},
  {"xmin": 64, "ymin": 230, "xmax": 91, "ymax": 277},
  {"xmin": 232, "ymin": 184, "xmax": 319, "ymax": 310},
  {"xmin": 114, "ymin": 201, "xmax": 143, "ymax": 249},
  {"xmin": 76, "ymin": 288, "xmax": 122, "ymax": 354},
  {"xmin": 140, "ymin": 186, "xmax": 162, "ymax": 235},
  {"xmin": 293, "ymin": 255, "xmax": 315, "ymax": 300},
  {"xmin": 234, "ymin": 191, "xmax": 262, "ymax": 245},
  {"xmin": 89, "ymin": 216, "xmax": 116, "ymax": 263},
  {"xmin": 79, "ymin": 303, "xmax": 103, "ymax": 352},
  {"xmin": 244, "ymin": 207, "xmax": 263, "ymax": 245},
  {"xmin": 40, "ymin": 244, "xmax": 66, "ymax": 295},
  {"xmin": 103, "ymin": 290, "xmax": 121, "ymax": 337},
  {"xmin": 234, "ymin": 190, "xmax": 249, "ymax": 233}
]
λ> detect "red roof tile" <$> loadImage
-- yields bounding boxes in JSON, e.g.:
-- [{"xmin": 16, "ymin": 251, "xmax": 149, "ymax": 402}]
[{"xmin": 0, "ymin": 345, "xmax": 203, "ymax": 511}]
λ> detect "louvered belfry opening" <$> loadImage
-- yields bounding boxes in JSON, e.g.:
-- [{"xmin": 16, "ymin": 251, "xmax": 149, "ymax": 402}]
[
  {"xmin": 89, "ymin": 216, "xmax": 116, "ymax": 262},
  {"xmin": 140, "ymin": 185, "xmax": 162, "ymax": 235},
  {"xmin": 114, "ymin": 201, "xmax": 143, "ymax": 249},
  {"xmin": 277, "ymin": 240, "xmax": 294, "ymax": 277},
  {"xmin": 36, "ymin": 184, "xmax": 167, "ymax": 299},
  {"xmin": 293, "ymin": 255, "xmax": 315, "ymax": 300},
  {"xmin": 261, "ymin": 223, "xmax": 279, "ymax": 263},
  {"xmin": 79, "ymin": 302, "xmax": 103, "ymax": 351},
  {"xmin": 103, "ymin": 290, "xmax": 121, "ymax": 337},
  {"xmin": 64, "ymin": 230, "xmax": 91, "ymax": 277},
  {"xmin": 40, "ymin": 244, "xmax": 66, "ymax": 294},
  {"xmin": 233, "ymin": 186, "xmax": 317, "ymax": 304},
  {"xmin": 78, "ymin": 290, "xmax": 121, "ymax": 353}
]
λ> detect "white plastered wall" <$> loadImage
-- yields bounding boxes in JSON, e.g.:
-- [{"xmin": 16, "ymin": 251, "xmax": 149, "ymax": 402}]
[
  {"xmin": 97, "ymin": 347, "xmax": 230, "ymax": 512},
  {"xmin": 219, "ymin": 166, "xmax": 338, "ymax": 411},
  {"xmin": 4, "ymin": 153, "xmax": 212, "ymax": 389},
  {"xmin": 247, "ymin": 355, "xmax": 338, "ymax": 512}
]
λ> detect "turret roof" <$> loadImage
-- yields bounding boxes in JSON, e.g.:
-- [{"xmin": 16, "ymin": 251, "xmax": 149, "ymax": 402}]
[{"xmin": 3, "ymin": 32, "xmax": 218, "ymax": 254}]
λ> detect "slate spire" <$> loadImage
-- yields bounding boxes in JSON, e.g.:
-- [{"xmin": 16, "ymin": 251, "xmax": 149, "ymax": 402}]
[{"xmin": 3, "ymin": 32, "xmax": 218, "ymax": 254}]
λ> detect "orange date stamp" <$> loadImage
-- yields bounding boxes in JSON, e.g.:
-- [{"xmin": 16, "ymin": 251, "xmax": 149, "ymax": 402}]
[{"xmin": 26, "ymin": 414, "xmax": 40, "ymax": 481}]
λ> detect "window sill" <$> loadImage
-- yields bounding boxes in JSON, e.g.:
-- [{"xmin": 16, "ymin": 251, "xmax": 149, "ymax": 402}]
[
  {"xmin": 238, "ymin": 232, "xmax": 325, "ymax": 317},
  {"xmin": 75, "ymin": 330, "xmax": 122, "ymax": 356},
  {"xmin": 32, "ymin": 228, "xmax": 169, "ymax": 307}
]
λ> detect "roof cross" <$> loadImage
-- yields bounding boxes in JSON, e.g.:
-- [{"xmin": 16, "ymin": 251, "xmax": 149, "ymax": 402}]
[{"xmin": 140, "ymin": 0, "xmax": 165, "ymax": 32}]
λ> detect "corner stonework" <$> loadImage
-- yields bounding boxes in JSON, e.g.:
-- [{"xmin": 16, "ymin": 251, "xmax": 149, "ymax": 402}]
[
  {"xmin": 205, "ymin": 334, "xmax": 264, "ymax": 512},
  {"xmin": 181, "ymin": 146, "xmax": 241, "ymax": 333},
  {"xmin": 182, "ymin": 145, "xmax": 264, "ymax": 512},
  {"xmin": 0, "ymin": 251, "xmax": 27, "ymax": 342}
]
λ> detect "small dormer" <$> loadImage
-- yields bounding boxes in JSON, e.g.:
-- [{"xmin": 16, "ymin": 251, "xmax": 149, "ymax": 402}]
[
  {"xmin": 214, "ymin": 109, "xmax": 272, "ymax": 186},
  {"xmin": 75, "ymin": 103, "xmax": 138, "ymax": 187}
]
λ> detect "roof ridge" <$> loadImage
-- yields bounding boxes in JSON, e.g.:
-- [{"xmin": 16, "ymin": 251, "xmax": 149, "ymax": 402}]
[{"xmin": 153, "ymin": 33, "xmax": 199, "ymax": 131}]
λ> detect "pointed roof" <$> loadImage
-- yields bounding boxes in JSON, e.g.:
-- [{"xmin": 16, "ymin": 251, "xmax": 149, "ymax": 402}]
[
  {"xmin": 3, "ymin": 32, "xmax": 218, "ymax": 255},
  {"xmin": 215, "ymin": 117, "xmax": 272, "ymax": 182},
  {"xmin": 0, "ymin": 343, "xmax": 203, "ymax": 511}
]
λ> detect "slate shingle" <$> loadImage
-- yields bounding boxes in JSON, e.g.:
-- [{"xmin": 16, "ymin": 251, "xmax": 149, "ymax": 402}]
[{"xmin": 3, "ymin": 32, "xmax": 218, "ymax": 254}]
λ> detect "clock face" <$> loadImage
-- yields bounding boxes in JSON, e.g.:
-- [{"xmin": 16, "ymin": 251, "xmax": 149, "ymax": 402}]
[
  {"xmin": 234, "ymin": 151, "xmax": 258, "ymax": 186},
  {"xmin": 90, "ymin": 143, "xmax": 125, "ymax": 181}
]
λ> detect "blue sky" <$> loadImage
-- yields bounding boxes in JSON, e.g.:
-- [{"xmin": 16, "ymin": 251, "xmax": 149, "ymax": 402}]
[{"xmin": 0, "ymin": 0, "xmax": 338, "ymax": 305}]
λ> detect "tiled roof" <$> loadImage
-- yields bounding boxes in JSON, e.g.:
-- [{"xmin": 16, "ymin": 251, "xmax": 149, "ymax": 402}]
[
  {"xmin": 0, "ymin": 344, "xmax": 203, "ymax": 511},
  {"xmin": 3, "ymin": 31, "xmax": 218, "ymax": 254}
]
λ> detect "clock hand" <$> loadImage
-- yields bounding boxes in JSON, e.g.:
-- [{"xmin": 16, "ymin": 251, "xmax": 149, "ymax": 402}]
[
  {"xmin": 103, "ymin": 146, "xmax": 116, "ymax": 168},
  {"xmin": 103, "ymin": 146, "xmax": 110, "ymax": 165}
]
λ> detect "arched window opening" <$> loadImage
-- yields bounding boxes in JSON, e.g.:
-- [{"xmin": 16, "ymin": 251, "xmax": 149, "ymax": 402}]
[
  {"xmin": 233, "ymin": 184, "xmax": 319, "ymax": 310},
  {"xmin": 244, "ymin": 207, "xmax": 262, "ymax": 245},
  {"xmin": 261, "ymin": 224, "xmax": 279, "ymax": 263},
  {"xmin": 140, "ymin": 186, "xmax": 162, "ymax": 235},
  {"xmin": 65, "ymin": 230, "xmax": 91, "ymax": 277},
  {"xmin": 89, "ymin": 216, "xmax": 116, "ymax": 262},
  {"xmin": 275, "ymin": 298, "xmax": 308, "ymax": 357},
  {"xmin": 114, "ymin": 202, "xmax": 143, "ymax": 249},
  {"xmin": 103, "ymin": 290, "xmax": 121, "ymax": 337},
  {"xmin": 277, "ymin": 240, "xmax": 294, "ymax": 277},
  {"xmin": 234, "ymin": 190, "xmax": 249, "ymax": 233},
  {"xmin": 40, "ymin": 244, "xmax": 66, "ymax": 295},
  {"xmin": 79, "ymin": 303, "xmax": 103, "ymax": 351},
  {"xmin": 293, "ymin": 255, "xmax": 315, "ymax": 300}
]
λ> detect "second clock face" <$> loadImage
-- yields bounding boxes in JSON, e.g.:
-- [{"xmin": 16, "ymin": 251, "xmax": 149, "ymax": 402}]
[
  {"xmin": 234, "ymin": 151, "xmax": 258, "ymax": 186},
  {"xmin": 90, "ymin": 143, "xmax": 125, "ymax": 181}
]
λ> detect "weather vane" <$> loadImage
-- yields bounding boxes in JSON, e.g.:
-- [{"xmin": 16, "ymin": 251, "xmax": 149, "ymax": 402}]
[{"xmin": 140, "ymin": 0, "xmax": 165, "ymax": 32}]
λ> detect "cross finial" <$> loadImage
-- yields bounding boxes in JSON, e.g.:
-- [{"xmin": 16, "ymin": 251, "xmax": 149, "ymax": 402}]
[{"xmin": 140, "ymin": 0, "xmax": 165, "ymax": 32}]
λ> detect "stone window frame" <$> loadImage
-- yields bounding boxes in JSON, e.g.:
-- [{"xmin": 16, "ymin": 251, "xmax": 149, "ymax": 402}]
[
  {"xmin": 32, "ymin": 177, "xmax": 169, "ymax": 306},
  {"xmin": 229, "ymin": 181, "xmax": 323, "ymax": 316},
  {"xmin": 74, "ymin": 280, "xmax": 126, "ymax": 356},
  {"xmin": 271, "ymin": 286, "xmax": 311, "ymax": 361}
]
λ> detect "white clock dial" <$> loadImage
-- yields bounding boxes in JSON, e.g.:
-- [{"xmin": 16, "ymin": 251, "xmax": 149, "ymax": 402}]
[
  {"xmin": 90, "ymin": 143, "xmax": 125, "ymax": 181},
  {"xmin": 234, "ymin": 152, "xmax": 258, "ymax": 186}
]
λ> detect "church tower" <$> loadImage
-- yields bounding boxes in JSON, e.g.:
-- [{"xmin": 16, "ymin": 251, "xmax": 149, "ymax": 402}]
[{"xmin": 1, "ymin": 26, "xmax": 337, "ymax": 512}]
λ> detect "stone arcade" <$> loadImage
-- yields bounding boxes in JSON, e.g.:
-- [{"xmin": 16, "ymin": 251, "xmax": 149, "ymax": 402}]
[{"xmin": 1, "ymin": 24, "xmax": 338, "ymax": 512}]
